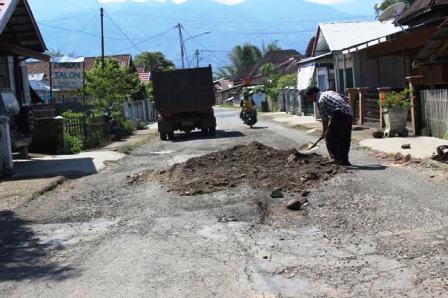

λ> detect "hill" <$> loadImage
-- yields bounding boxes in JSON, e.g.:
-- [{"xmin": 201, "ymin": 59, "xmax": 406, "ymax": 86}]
[{"xmin": 29, "ymin": 0, "xmax": 373, "ymax": 68}]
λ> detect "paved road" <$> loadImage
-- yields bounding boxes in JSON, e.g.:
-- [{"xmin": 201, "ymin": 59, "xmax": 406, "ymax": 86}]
[{"xmin": 1, "ymin": 109, "xmax": 448, "ymax": 297}]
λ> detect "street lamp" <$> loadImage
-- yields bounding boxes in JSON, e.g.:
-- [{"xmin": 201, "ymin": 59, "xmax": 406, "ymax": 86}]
[{"xmin": 180, "ymin": 31, "xmax": 211, "ymax": 68}]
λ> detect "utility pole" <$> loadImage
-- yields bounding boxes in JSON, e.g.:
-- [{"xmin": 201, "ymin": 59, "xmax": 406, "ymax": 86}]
[
  {"xmin": 195, "ymin": 49, "xmax": 200, "ymax": 68},
  {"xmin": 177, "ymin": 23, "xmax": 185, "ymax": 69},
  {"xmin": 100, "ymin": 7, "xmax": 105, "ymax": 68}
]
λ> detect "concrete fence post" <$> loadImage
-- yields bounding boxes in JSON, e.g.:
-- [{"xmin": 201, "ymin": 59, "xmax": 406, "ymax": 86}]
[{"xmin": 0, "ymin": 116, "xmax": 14, "ymax": 177}]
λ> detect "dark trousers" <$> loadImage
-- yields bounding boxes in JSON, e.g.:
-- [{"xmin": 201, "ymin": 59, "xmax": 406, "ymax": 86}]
[{"xmin": 325, "ymin": 113, "xmax": 353, "ymax": 164}]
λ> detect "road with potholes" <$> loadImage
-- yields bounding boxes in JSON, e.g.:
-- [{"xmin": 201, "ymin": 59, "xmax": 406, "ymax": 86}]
[{"xmin": 1, "ymin": 108, "xmax": 448, "ymax": 297}]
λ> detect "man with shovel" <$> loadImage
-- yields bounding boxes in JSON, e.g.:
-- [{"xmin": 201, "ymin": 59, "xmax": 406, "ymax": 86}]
[{"xmin": 304, "ymin": 86, "xmax": 353, "ymax": 166}]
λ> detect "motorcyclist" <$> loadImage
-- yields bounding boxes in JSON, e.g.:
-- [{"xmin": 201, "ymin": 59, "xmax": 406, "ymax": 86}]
[{"xmin": 240, "ymin": 94, "xmax": 256, "ymax": 119}]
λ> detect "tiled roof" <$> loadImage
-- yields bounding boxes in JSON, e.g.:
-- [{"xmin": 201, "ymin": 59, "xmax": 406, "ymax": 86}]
[
  {"xmin": 27, "ymin": 61, "xmax": 50, "ymax": 77},
  {"xmin": 248, "ymin": 49, "xmax": 302, "ymax": 79},
  {"xmin": 138, "ymin": 72, "xmax": 151, "ymax": 84},
  {"xmin": 317, "ymin": 20, "xmax": 404, "ymax": 52}
]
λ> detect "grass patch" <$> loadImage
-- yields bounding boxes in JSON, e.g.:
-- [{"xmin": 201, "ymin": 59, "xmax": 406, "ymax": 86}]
[{"xmin": 116, "ymin": 138, "xmax": 148, "ymax": 155}]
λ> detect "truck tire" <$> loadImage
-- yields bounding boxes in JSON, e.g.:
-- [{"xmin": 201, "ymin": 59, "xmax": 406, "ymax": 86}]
[
  {"xmin": 167, "ymin": 131, "xmax": 174, "ymax": 140},
  {"xmin": 160, "ymin": 132, "xmax": 167, "ymax": 141},
  {"xmin": 208, "ymin": 127, "xmax": 216, "ymax": 137}
]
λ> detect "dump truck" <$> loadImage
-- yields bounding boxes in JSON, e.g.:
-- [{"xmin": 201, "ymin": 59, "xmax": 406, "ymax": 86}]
[{"xmin": 152, "ymin": 66, "xmax": 217, "ymax": 141}]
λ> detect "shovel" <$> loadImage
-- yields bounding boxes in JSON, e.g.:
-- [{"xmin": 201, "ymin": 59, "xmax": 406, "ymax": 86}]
[{"xmin": 299, "ymin": 136, "xmax": 324, "ymax": 153}]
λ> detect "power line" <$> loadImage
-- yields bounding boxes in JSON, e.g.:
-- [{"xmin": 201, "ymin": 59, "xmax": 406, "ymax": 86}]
[
  {"xmin": 105, "ymin": 12, "xmax": 143, "ymax": 52},
  {"xmin": 37, "ymin": 22, "xmax": 147, "ymax": 41},
  {"xmin": 113, "ymin": 26, "xmax": 176, "ymax": 53}
]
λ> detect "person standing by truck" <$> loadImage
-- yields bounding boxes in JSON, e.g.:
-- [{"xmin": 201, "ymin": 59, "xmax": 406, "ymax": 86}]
[{"xmin": 304, "ymin": 86, "xmax": 353, "ymax": 166}]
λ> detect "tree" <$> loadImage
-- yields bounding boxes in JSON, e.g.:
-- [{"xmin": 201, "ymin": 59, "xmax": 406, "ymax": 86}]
[
  {"xmin": 134, "ymin": 51, "xmax": 175, "ymax": 72},
  {"xmin": 85, "ymin": 58, "xmax": 142, "ymax": 114},
  {"xmin": 375, "ymin": 0, "xmax": 414, "ymax": 15},
  {"xmin": 45, "ymin": 50, "xmax": 74, "ymax": 58},
  {"xmin": 260, "ymin": 63, "xmax": 281, "ymax": 98},
  {"xmin": 229, "ymin": 43, "xmax": 262, "ymax": 70},
  {"xmin": 262, "ymin": 40, "xmax": 282, "ymax": 54},
  {"xmin": 214, "ymin": 65, "xmax": 237, "ymax": 80}
]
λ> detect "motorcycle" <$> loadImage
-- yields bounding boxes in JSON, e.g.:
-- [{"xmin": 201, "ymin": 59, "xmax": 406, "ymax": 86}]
[{"xmin": 242, "ymin": 108, "xmax": 257, "ymax": 128}]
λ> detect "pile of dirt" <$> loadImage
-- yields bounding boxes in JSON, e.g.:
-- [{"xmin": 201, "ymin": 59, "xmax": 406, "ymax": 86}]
[{"xmin": 130, "ymin": 142, "xmax": 340, "ymax": 196}]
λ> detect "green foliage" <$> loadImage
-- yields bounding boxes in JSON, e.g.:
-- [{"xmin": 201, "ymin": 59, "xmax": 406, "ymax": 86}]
[
  {"xmin": 443, "ymin": 131, "xmax": 448, "ymax": 140},
  {"xmin": 375, "ymin": 0, "xmax": 414, "ymax": 14},
  {"xmin": 134, "ymin": 51, "xmax": 175, "ymax": 72},
  {"xmin": 214, "ymin": 65, "xmax": 237, "ymax": 80},
  {"xmin": 89, "ymin": 130, "xmax": 109, "ymax": 148},
  {"xmin": 84, "ymin": 58, "xmax": 142, "ymax": 115},
  {"xmin": 118, "ymin": 118, "xmax": 135, "ymax": 136},
  {"xmin": 145, "ymin": 81, "xmax": 154, "ymax": 102},
  {"xmin": 277, "ymin": 74, "xmax": 297, "ymax": 90},
  {"xmin": 136, "ymin": 121, "xmax": 147, "ymax": 130},
  {"xmin": 380, "ymin": 88, "xmax": 411, "ymax": 109},
  {"xmin": 229, "ymin": 43, "xmax": 262, "ymax": 70},
  {"xmin": 64, "ymin": 134, "xmax": 83, "ymax": 154},
  {"xmin": 61, "ymin": 110, "xmax": 84, "ymax": 118}
]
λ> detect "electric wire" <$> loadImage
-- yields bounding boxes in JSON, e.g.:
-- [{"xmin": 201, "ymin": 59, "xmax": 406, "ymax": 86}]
[{"xmin": 105, "ymin": 12, "xmax": 143, "ymax": 52}]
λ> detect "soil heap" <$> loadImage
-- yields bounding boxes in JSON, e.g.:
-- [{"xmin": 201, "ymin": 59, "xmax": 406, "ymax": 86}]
[{"xmin": 131, "ymin": 142, "xmax": 340, "ymax": 196}]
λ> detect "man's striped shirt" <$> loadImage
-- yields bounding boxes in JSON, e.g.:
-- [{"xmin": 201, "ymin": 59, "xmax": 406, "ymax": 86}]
[{"xmin": 317, "ymin": 91, "xmax": 353, "ymax": 121}]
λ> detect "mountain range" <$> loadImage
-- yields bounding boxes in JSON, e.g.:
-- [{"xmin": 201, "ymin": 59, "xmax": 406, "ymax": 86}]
[{"xmin": 28, "ymin": 0, "xmax": 376, "ymax": 68}]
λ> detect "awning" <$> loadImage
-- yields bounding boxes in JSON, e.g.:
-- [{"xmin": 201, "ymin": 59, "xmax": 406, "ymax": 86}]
[
  {"xmin": 297, "ymin": 53, "xmax": 332, "ymax": 66},
  {"xmin": 414, "ymin": 18, "xmax": 448, "ymax": 66},
  {"xmin": 297, "ymin": 63, "xmax": 316, "ymax": 91}
]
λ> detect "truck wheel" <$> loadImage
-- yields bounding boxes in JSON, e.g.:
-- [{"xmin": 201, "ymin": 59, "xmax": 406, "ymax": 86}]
[
  {"xmin": 167, "ymin": 132, "xmax": 174, "ymax": 140},
  {"xmin": 208, "ymin": 128, "xmax": 216, "ymax": 137},
  {"xmin": 201, "ymin": 128, "xmax": 208, "ymax": 136},
  {"xmin": 160, "ymin": 132, "xmax": 167, "ymax": 141}
]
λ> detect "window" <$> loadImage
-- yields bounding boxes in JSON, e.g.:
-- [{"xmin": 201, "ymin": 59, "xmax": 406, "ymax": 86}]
[{"xmin": 0, "ymin": 56, "xmax": 11, "ymax": 90}]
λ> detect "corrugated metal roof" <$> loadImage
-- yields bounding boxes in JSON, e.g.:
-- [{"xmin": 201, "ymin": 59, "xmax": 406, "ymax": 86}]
[{"xmin": 318, "ymin": 20, "xmax": 404, "ymax": 52}]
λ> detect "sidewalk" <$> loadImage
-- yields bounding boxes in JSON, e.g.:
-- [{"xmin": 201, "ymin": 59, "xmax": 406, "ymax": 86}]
[
  {"xmin": 0, "ymin": 128, "xmax": 151, "ymax": 210},
  {"xmin": 260, "ymin": 112, "xmax": 448, "ymax": 160}
]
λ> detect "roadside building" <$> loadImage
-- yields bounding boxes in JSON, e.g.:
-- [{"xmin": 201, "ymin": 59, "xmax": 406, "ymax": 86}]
[
  {"xmin": 0, "ymin": 0, "xmax": 49, "ymax": 175},
  {"xmin": 26, "ymin": 54, "xmax": 137, "ymax": 105}
]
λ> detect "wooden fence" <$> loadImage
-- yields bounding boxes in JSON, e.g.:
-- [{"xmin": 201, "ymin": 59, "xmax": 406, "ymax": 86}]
[{"xmin": 421, "ymin": 89, "xmax": 448, "ymax": 138}]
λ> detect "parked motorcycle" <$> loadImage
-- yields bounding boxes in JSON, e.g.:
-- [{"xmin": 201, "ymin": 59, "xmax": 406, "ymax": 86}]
[{"xmin": 242, "ymin": 109, "xmax": 257, "ymax": 128}]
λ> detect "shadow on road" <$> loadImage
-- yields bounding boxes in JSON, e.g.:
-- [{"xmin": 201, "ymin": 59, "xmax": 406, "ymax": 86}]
[
  {"xmin": 0, "ymin": 211, "xmax": 75, "ymax": 281},
  {"xmin": 172, "ymin": 130, "xmax": 245, "ymax": 143},
  {"xmin": 4, "ymin": 158, "xmax": 97, "ymax": 181},
  {"xmin": 346, "ymin": 164, "xmax": 388, "ymax": 171}
]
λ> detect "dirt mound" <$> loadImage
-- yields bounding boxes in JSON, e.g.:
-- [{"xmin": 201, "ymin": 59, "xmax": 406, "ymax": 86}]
[{"xmin": 131, "ymin": 142, "xmax": 340, "ymax": 196}]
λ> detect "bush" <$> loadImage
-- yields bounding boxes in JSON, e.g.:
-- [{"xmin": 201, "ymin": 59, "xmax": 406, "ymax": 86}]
[
  {"xmin": 380, "ymin": 89, "xmax": 410, "ymax": 109},
  {"xmin": 119, "ymin": 118, "xmax": 135, "ymax": 136},
  {"xmin": 61, "ymin": 110, "xmax": 84, "ymax": 118},
  {"xmin": 136, "ymin": 121, "xmax": 147, "ymax": 130},
  {"xmin": 64, "ymin": 134, "xmax": 83, "ymax": 154}
]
